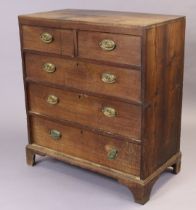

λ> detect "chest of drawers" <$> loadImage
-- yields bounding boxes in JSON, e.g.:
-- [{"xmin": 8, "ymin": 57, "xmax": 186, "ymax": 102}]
[{"xmin": 18, "ymin": 9, "xmax": 185, "ymax": 204}]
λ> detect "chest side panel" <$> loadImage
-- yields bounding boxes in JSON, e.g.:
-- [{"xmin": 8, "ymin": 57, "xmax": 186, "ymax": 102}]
[{"xmin": 141, "ymin": 18, "xmax": 185, "ymax": 179}]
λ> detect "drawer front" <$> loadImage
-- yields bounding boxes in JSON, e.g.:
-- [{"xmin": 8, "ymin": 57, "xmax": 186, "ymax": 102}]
[
  {"xmin": 78, "ymin": 31, "xmax": 141, "ymax": 66},
  {"xmin": 28, "ymin": 83, "xmax": 141, "ymax": 139},
  {"xmin": 66, "ymin": 62, "xmax": 141, "ymax": 102},
  {"xmin": 25, "ymin": 53, "xmax": 75, "ymax": 85},
  {"xmin": 25, "ymin": 53, "xmax": 141, "ymax": 102},
  {"xmin": 31, "ymin": 116, "xmax": 141, "ymax": 176},
  {"xmin": 22, "ymin": 26, "xmax": 74, "ymax": 56}
]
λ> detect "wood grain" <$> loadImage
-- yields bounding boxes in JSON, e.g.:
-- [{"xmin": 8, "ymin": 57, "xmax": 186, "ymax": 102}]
[
  {"xmin": 25, "ymin": 53, "xmax": 75, "ymax": 85},
  {"xmin": 141, "ymin": 18, "xmax": 185, "ymax": 179},
  {"xmin": 22, "ymin": 25, "xmax": 74, "ymax": 56},
  {"xmin": 22, "ymin": 25, "xmax": 61, "ymax": 54},
  {"xmin": 19, "ymin": 9, "xmax": 185, "ymax": 204},
  {"xmin": 65, "ymin": 61, "xmax": 141, "ymax": 102},
  {"xmin": 19, "ymin": 9, "xmax": 183, "ymax": 36},
  {"xmin": 26, "ymin": 143, "xmax": 181, "ymax": 184},
  {"xmin": 78, "ymin": 31, "xmax": 141, "ymax": 66},
  {"xmin": 26, "ymin": 143, "xmax": 181, "ymax": 204},
  {"xmin": 30, "ymin": 116, "xmax": 141, "ymax": 176},
  {"xmin": 61, "ymin": 30, "xmax": 75, "ymax": 56},
  {"xmin": 25, "ymin": 53, "xmax": 141, "ymax": 102},
  {"xmin": 27, "ymin": 83, "xmax": 142, "ymax": 140}
]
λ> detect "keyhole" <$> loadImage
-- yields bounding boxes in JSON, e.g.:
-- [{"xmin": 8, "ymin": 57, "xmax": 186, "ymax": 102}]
[{"xmin": 80, "ymin": 130, "xmax": 83, "ymax": 134}]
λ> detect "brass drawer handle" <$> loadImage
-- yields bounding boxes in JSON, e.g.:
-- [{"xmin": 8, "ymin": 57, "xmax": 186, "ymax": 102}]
[
  {"xmin": 101, "ymin": 72, "xmax": 117, "ymax": 84},
  {"xmin": 47, "ymin": 95, "xmax": 59, "ymax": 105},
  {"xmin": 40, "ymin": 32, "xmax": 53, "ymax": 44},
  {"xmin": 99, "ymin": 39, "xmax": 116, "ymax": 51},
  {"xmin": 49, "ymin": 129, "xmax": 61, "ymax": 140},
  {"xmin": 102, "ymin": 107, "xmax": 117, "ymax": 118},
  {"xmin": 108, "ymin": 148, "xmax": 118, "ymax": 160},
  {"xmin": 42, "ymin": 63, "xmax": 56, "ymax": 73}
]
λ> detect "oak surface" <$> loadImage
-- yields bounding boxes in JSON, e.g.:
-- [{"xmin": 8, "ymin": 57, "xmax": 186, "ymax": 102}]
[
  {"xmin": 21, "ymin": 9, "xmax": 182, "ymax": 25},
  {"xmin": 78, "ymin": 31, "xmax": 141, "ymax": 66},
  {"xmin": 25, "ymin": 53, "xmax": 141, "ymax": 102},
  {"xmin": 22, "ymin": 25, "xmax": 74, "ymax": 56},
  {"xmin": 141, "ymin": 18, "xmax": 185, "ymax": 179},
  {"xmin": 31, "ymin": 116, "xmax": 141, "ymax": 176},
  {"xmin": 19, "ymin": 9, "xmax": 185, "ymax": 204},
  {"xmin": 28, "ymin": 83, "xmax": 142, "ymax": 140}
]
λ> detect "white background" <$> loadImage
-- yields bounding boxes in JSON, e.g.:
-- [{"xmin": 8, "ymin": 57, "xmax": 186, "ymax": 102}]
[{"xmin": 0, "ymin": 1, "xmax": 195, "ymax": 209}]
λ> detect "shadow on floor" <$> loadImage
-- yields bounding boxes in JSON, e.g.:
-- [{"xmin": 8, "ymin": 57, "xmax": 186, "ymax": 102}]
[{"xmin": 34, "ymin": 155, "xmax": 176, "ymax": 203}]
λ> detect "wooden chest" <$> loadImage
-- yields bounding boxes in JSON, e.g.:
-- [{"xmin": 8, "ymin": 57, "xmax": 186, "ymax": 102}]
[{"xmin": 18, "ymin": 9, "xmax": 185, "ymax": 204}]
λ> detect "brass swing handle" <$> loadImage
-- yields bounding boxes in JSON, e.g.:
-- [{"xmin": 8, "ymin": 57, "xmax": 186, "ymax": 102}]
[
  {"xmin": 99, "ymin": 39, "xmax": 116, "ymax": 51},
  {"xmin": 40, "ymin": 32, "xmax": 53, "ymax": 44},
  {"xmin": 102, "ymin": 107, "xmax": 117, "ymax": 118},
  {"xmin": 49, "ymin": 129, "xmax": 61, "ymax": 140},
  {"xmin": 101, "ymin": 72, "xmax": 117, "ymax": 84},
  {"xmin": 42, "ymin": 63, "xmax": 56, "ymax": 73},
  {"xmin": 47, "ymin": 95, "xmax": 59, "ymax": 105},
  {"xmin": 107, "ymin": 148, "xmax": 118, "ymax": 160}
]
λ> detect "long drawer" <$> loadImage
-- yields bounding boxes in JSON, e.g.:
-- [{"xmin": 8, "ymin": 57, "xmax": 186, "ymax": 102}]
[
  {"xmin": 25, "ymin": 53, "xmax": 141, "ymax": 102},
  {"xmin": 27, "ymin": 83, "xmax": 141, "ymax": 140},
  {"xmin": 30, "ymin": 116, "xmax": 141, "ymax": 176}
]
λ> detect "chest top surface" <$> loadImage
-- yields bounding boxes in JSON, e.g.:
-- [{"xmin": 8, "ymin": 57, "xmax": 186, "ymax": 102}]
[{"xmin": 19, "ymin": 9, "xmax": 184, "ymax": 35}]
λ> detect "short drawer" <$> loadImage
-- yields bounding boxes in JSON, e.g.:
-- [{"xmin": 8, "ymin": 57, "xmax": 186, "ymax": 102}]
[
  {"xmin": 22, "ymin": 26, "xmax": 74, "ymax": 56},
  {"xmin": 30, "ymin": 116, "xmax": 141, "ymax": 176},
  {"xmin": 78, "ymin": 31, "xmax": 141, "ymax": 66},
  {"xmin": 25, "ymin": 53, "xmax": 141, "ymax": 102},
  {"xmin": 28, "ymin": 83, "xmax": 141, "ymax": 140}
]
